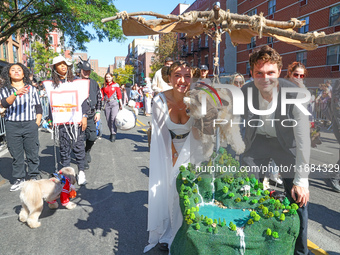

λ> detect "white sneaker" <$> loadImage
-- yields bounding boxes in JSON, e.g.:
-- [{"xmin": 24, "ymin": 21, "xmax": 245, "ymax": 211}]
[
  {"xmin": 10, "ymin": 178, "xmax": 25, "ymax": 192},
  {"xmin": 78, "ymin": 171, "xmax": 86, "ymax": 185}
]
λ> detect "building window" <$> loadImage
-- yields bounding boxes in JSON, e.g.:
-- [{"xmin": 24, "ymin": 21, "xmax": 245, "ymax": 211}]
[
  {"xmin": 300, "ymin": 0, "xmax": 307, "ymax": 7},
  {"xmin": 205, "ymin": 55, "xmax": 209, "ymax": 66},
  {"xmin": 268, "ymin": 0, "xmax": 276, "ymax": 15},
  {"xmin": 267, "ymin": 37, "xmax": 274, "ymax": 44},
  {"xmin": 205, "ymin": 35, "xmax": 209, "ymax": 47},
  {"xmin": 246, "ymin": 62, "xmax": 251, "ymax": 76},
  {"xmin": 327, "ymin": 45, "xmax": 340, "ymax": 65},
  {"xmin": 2, "ymin": 44, "xmax": 8, "ymax": 60},
  {"xmin": 191, "ymin": 40, "xmax": 194, "ymax": 52},
  {"xmin": 151, "ymin": 56, "xmax": 155, "ymax": 63},
  {"xmin": 248, "ymin": 8, "xmax": 257, "ymax": 16},
  {"xmin": 296, "ymin": 51, "xmax": 307, "ymax": 66},
  {"xmin": 198, "ymin": 56, "xmax": 201, "ymax": 67},
  {"xmin": 298, "ymin": 16, "xmax": 309, "ymax": 33},
  {"xmin": 247, "ymin": 37, "xmax": 256, "ymax": 49},
  {"xmin": 13, "ymin": 46, "xmax": 18, "ymax": 63},
  {"xmin": 198, "ymin": 36, "xmax": 201, "ymax": 48},
  {"xmin": 330, "ymin": 4, "xmax": 340, "ymax": 26}
]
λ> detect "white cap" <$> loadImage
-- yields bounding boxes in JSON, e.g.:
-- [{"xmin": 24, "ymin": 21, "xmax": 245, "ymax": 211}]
[{"xmin": 50, "ymin": 55, "xmax": 72, "ymax": 69}]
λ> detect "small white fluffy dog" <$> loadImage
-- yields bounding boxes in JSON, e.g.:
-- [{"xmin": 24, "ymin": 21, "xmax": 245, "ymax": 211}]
[
  {"xmin": 19, "ymin": 167, "xmax": 77, "ymax": 228},
  {"xmin": 183, "ymin": 86, "xmax": 245, "ymax": 157}
]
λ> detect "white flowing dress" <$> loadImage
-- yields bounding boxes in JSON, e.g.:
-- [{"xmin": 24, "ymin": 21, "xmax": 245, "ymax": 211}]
[{"xmin": 144, "ymin": 93, "xmax": 196, "ymax": 253}]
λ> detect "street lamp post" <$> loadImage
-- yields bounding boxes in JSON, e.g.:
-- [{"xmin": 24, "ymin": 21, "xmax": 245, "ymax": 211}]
[
  {"xmin": 118, "ymin": 73, "xmax": 134, "ymax": 86},
  {"xmin": 130, "ymin": 58, "xmax": 144, "ymax": 84}
]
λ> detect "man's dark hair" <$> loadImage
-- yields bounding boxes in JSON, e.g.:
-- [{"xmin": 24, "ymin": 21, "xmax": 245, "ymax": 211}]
[
  {"xmin": 164, "ymin": 57, "xmax": 173, "ymax": 63},
  {"xmin": 249, "ymin": 45, "xmax": 282, "ymax": 72}
]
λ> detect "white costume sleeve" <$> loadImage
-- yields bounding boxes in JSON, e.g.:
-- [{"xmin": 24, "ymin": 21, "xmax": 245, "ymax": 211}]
[{"xmin": 292, "ymin": 103, "xmax": 311, "ymax": 188}]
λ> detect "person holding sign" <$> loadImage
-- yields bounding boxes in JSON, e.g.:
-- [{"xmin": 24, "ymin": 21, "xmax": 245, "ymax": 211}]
[{"xmin": 44, "ymin": 56, "xmax": 90, "ymax": 185}]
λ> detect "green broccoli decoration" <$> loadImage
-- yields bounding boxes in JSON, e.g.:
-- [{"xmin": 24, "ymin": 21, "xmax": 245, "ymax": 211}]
[
  {"xmin": 223, "ymin": 186, "xmax": 229, "ymax": 194},
  {"xmin": 279, "ymin": 213, "xmax": 286, "ymax": 222},
  {"xmin": 262, "ymin": 207, "xmax": 269, "ymax": 215},
  {"xmin": 228, "ymin": 193, "xmax": 235, "ymax": 198},
  {"xmin": 291, "ymin": 203, "xmax": 299, "ymax": 210},
  {"xmin": 282, "ymin": 197, "xmax": 290, "ymax": 207},
  {"xmin": 272, "ymin": 232, "xmax": 279, "ymax": 239},
  {"xmin": 254, "ymin": 215, "xmax": 261, "ymax": 222},
  {"xmin": 266, "ymin": 228, "xmax": 272, "ymax": 236}
]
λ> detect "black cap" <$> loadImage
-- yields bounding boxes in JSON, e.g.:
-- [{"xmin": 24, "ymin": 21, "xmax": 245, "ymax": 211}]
[{"xmin": 200, "ymin": 65, "xmax": 208, "ymax": 70}]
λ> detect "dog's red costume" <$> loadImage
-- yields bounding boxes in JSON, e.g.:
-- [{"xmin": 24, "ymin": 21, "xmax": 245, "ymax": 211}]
[{"xmin": 47, "ymin": 171, "xmax": 74, "ymax": 206}]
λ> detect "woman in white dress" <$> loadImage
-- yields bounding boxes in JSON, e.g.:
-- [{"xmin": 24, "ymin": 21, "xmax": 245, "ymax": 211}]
[{"xmin": 144, "ymin": 61, "xmax": 199, "ymax": 253}]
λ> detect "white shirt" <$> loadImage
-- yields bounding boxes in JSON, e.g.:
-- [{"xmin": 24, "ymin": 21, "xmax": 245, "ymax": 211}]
[
  {"xmin": 151, "ymin": 68, "xmax": 172, "ymax": 93},
  {"xmin": 256, "ymin": 91, "xmax": 311, "ymax": 188}
]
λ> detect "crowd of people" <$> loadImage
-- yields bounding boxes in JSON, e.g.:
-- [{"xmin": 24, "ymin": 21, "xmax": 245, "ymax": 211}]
[{"xmin": 0, "ymin": 46, "xmax": 339, "ymax": 255}]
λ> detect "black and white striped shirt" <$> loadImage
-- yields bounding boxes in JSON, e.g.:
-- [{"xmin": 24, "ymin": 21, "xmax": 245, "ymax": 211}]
[{"xmin": 0, "ymin": 85, "xmax": 42, "ymax": 121}]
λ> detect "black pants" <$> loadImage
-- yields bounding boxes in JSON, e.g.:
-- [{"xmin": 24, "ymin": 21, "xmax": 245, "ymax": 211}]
[
  {"xmin": 85, "ymin": 115, "xmax": 97, "ymax": 141},
  {"xmin": 242, "ymin": 135, "xmax": 309, "ymax": 255},
  {"xmin": 59, "ymin": 125, "xmax": 85, "ymax": 171},
  {"xmin": 5, "ymin": 120, "xmax": 40, "ymax": 179},
  {"xmin": 85, "ymin": 115, "xmax": 97, "ymax": 152}
]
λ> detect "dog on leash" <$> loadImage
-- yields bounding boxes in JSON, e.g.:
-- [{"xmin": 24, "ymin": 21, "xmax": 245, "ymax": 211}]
[{"xmin": 19, "ymin": 167, "xmax": 77, "ymax": 228}]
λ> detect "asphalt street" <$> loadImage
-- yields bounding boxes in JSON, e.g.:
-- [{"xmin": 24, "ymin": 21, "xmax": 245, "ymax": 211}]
[{"xmin": 0, "ymin": 113, "xmax": 339, "ymax": 255}]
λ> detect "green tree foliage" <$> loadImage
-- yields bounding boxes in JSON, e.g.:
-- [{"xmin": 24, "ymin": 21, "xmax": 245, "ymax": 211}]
[
  {"xmin": 274, "ymin": 211, "xmax": 280, "ymax": 218},
  {"xmin": 243, "ymin": 196, "xmax": 249, "ymax": 201},
  {"xmin": 195, "ymin": 223, "xmax": 200, "ymax": 230},
  {"xmin": 251, "ymin": 199, "xmax": 258, "ymax": 204},
  {"xmin": 113, "ymin": 65, "xmax": 134, "ymax": 85},
  {"xmin": 0, "ymin": 0, "xmax": 124, "ymax": 50},
  {"xmin": 30, "ymin": 42, "xmax": 59, "ymax": 79},
  {"xmin": 194, "ymin": 197, "xmax": 199, "ymax": 204},
  {"xmin": 223, "ymin": 186, "xmax": 229, "ymax": 194},
  {"xmin": 207, "ymin": 218, "xmax": 213, "ymax": 225},
  {"xmin": 89, "ymin": 71, "xmax": 104, "ymax": 85},
  {"xmin": 150, "ymin": 33, "xmax": 179, "ymax": 76}
]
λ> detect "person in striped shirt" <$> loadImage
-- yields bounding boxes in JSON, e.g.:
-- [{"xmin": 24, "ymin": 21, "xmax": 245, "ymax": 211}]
[{"xmin": 0, "ymin": 63, "xmax": 42, "ymax": 191}]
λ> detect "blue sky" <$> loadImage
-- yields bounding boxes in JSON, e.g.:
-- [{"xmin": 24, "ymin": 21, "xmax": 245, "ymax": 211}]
[{"xmin": 78, "ymin": 0, "xmax": 196, "ymax": 68}]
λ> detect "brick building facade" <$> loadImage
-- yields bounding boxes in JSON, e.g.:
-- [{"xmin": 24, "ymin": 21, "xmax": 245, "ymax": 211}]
[{"xmin": 237, "ymin": 0, "xmax": 340, "ymax": 86}]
